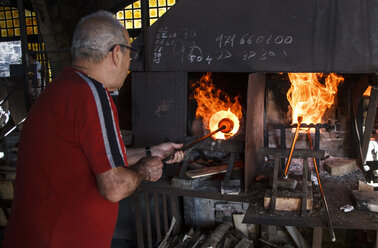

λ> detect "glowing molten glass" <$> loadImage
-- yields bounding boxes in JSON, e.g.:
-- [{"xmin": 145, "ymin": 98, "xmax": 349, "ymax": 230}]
[
  {"xmin": 192, "ymin": 72, "xmax": 242, "ymax": 140},
  {"xmin": 210, "ymin": 110, "xmax": 240, "ymax": 139},
  {"xmin": 287, "ymin": 73, "xmax": 344, "ymax": 124}
]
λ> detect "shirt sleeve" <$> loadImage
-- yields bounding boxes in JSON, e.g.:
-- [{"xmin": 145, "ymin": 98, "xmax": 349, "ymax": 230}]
[{"xmin": 76, "ymin": 73, "xmax": 128, "ymax": 175}]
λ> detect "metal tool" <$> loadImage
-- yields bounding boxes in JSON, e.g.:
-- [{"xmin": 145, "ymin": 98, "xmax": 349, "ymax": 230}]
[
  {"xmin": 307, "ymin": 129, "xmax": 336, "ymax": 242},
  {"xmin": 162, "ymin": 118, "xmax": 234, "ymax": 163},
  {"xmin": 283, "ymin": 116, "xmax": 303, "ymax": 179}
]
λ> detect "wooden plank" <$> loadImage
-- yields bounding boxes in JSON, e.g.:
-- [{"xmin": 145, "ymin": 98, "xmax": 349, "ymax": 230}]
[
  {"xmin": 312, "ymin": 227, "xmax": 322, "ymax": 248},
  {"xmin": 264, "ymin": 189, "xmax": 313, "ymax": 211},
  {"xmin": 186, "ymin": 161, "xmax": 243, "ymax": 179},
  {"xmin": 245, "ymin": 73, "xmax": 265, "ymax": 192}
]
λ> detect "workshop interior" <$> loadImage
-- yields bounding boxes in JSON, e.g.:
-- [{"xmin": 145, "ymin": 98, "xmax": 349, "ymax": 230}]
[{"xmin": 0, "ymin": 0, "xmax": 377, "ymax": 247}]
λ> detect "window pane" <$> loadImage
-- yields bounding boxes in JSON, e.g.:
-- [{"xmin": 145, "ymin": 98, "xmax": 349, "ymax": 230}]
[
  {"xmin": 149, "ymin": 9, "xmax": 157, "ymax": 18},
  {"xmin": 117, "ymin": 11, "xmax": 124, "ymax": 19},
  {"xmin": 149, "ymin": 0, "xmax": 157, "ymax": 7},
  {"xmin": 26, "ymin": 17, "xmax": 32, "ymax": 26},
  {"xmin": 134, "ymin": 19, "xmax": 142, "ymax": 29},
  {"xmin": 7, "ymin": 20, "xmax": 13, "ymax": 27},
  {"xmin": 1, "ymin": 29, "xmax": 7, "ymax": 37},
  {"xmin": 27, "ymin": 26, "xmax": 33, "ymax": 35},
  {"xmin": 12, "ymin": 10, "xmax": 18, "ymax": 18},
  {"xmin": 158, "ymin": 7, "xmax": 166, "ymax": 17},
  {"xmin": 134, "ymin": 9, "xmax": 141, "ymax": 19},
  {"xmin": 133, "ymin": 1, "xmax": 141, "ymax": 8},
  {"xmin": 158, "ymin": 0, "xmax": 166, "ymax": 6},
  {"xmin": 125, "ymin": 10, "xmax": 132, "ymax": 19},
  {"xmin": 14, "ymin": 28, "xmax": 20, "ymax": 36}
]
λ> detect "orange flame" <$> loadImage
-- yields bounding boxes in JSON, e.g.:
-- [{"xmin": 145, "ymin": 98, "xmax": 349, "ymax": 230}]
[
  {"xmin": 191, "ymin": 72, "xmax": 243, "ymax": 139},
  {"xmin": 287, "ymin": 73, "xmax": 344, "ymax": 124}
]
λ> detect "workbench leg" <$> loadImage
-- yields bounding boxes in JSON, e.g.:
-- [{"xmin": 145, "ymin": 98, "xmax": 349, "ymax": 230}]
[
  {"xmin": 312, "ymin": 227, "xmax": 322, "ymax": 248},
  {"xmin": 376, "ymin": 229, "xmax": 378, "ymax": 248}
]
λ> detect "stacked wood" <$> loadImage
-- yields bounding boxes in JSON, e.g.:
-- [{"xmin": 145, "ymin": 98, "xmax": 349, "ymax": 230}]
[{"xmin": 158, "ymin": 223, "xmax": 254, "ymax": 248}]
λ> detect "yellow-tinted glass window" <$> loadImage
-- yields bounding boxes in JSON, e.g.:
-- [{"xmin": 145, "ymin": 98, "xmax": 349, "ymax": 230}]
[
  {"xmin": 0, "ymin": 7, "xmax": 38, "ymax": 38},
  {"xmin": 115, "ymin": 0, "xmax": 176, "ymax": 31}
]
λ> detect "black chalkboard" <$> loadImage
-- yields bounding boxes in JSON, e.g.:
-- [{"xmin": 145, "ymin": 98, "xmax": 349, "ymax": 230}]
[{"xmin": 131, "ymin": 0, "xmax": 378, "ymax": 73}]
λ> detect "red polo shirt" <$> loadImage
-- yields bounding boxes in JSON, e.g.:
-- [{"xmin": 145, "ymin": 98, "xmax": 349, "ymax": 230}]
[{"xmin": 3, "ymin": 67, "xmax": 128, "ymax": 248}]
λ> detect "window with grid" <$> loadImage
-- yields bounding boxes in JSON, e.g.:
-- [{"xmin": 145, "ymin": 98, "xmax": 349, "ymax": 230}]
[
  {"xmin": 28, "ymin": 42, "xmax": 52, "ymax": 83},
  {"xmin": 0, "ymin": 7, "xmax": 38, "ymax": 39},
  {"xmin": 115, "ymin": 0, "xmax": 176, "ymax": 39}
]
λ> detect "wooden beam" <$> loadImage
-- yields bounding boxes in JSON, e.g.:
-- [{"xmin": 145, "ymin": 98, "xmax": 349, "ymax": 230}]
[
  {"xmin": 362, "ymin": 83, "xmax": 378, "ymax": 163},
  {"xmin": 245, "ymin": 73, "xmax": 265, "ymax": 192}
]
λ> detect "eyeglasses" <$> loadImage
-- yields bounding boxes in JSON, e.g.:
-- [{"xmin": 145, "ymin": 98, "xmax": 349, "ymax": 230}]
[{"xmin": 109, "ymin": 44, "xmax": 139, "ymax": 60}]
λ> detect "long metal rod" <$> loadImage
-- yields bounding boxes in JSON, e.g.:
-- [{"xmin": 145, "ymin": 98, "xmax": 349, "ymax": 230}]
[
  {"xmin": 307, "ymin": 129, "xmax": 336, "ymax": 242},
  {"xmin": 162, "ymin": 125, "xmax": 226, "ymax": 162},
  {"xmin": 283, "ymin": 116, "xmax": 303, "ymax": 179}
]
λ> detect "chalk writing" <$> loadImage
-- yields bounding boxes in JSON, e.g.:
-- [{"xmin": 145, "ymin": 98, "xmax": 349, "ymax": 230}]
[{"xmin": 152, "ymin": 27, "xmax": 294, "ymax": 65}]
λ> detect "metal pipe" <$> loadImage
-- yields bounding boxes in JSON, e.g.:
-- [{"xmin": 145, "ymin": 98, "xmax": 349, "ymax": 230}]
[
  {"xmin": 162, "ymin": 125, "xmax": 226, "ymax": 163},
  {"xmin": 307, "ymin": 129, "xmax": 336, "ymax": 242},
  {"xmin": 283, "ymin": 116, "xmax": 303, "ymax": 179}
]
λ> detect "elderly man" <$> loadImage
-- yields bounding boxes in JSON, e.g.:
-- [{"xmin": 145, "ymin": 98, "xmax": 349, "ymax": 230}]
[{"xmin": 3, "ymin": 11, "xmax": 183, "ymax": 248}]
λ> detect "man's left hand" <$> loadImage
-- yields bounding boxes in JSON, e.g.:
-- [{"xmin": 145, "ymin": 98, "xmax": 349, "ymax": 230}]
[{"xmin": 151, "ymin": 142, "xmax": 184, "ymax": 164}]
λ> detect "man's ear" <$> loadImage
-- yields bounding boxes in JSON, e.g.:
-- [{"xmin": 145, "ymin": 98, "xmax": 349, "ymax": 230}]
[{"xmin": 110, "ymin": 45, "xmax": 122, "ymax": 67}]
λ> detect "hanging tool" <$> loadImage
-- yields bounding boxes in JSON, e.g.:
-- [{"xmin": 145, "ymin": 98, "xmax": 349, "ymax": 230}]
[
  {"xmin": 283, "ymin": 116, "xmax": 303, "ymax": 179},
  {"xmin": 162, "ymin": 118, "xmax": 234, "ymax": 163},
  {"xmin": 307, "ymin": 129, "xmax": 336, "ymax": 242}
]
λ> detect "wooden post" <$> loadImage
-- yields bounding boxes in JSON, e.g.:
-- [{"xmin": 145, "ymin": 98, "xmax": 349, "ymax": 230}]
[
  {"xmin": 312, "ymin": 227, "xmax": 322, "ymax": 248},
  {"xmin": 245, "ymin": 73, "xmax": 265, "ymax": 192}
]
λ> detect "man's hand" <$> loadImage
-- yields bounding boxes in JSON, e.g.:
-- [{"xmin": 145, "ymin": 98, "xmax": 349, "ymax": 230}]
[
  {"xmin": 135, "ymin": 156, "xmax": 163, "ymax": 182},
  {"xmin": 151, "ymin": 142, "xmax": 185, "ymax": 164}
]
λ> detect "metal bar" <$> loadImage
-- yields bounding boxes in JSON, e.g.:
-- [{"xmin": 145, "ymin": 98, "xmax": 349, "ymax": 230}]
[
  {"xmin": 223, "ymin": 153, "xmax": 236, "ymax": 183},
  {"xmin": 140, "ymin": 183, "xmax": 253, "ymax": 202},
  {"xmin": 280, "ymin": 127, "xmax": 286, "ymax": 171},
  {"xmin": 162, "ymin": 194, "xmax": 169, "ymax": 233},
  {"xmin": 144, "ymin": 192, "xmax": 152, "ymax": 248},
  {"xmin": 362, "ymin": 87, "xmax": 378, "ymax": 163},
  {"xmin": 154, "ymin": 193, "xmax": 162, "ymax": 243},
  {"xmin": 302, "ymin": 158, "xmax": 308, "ymax": 216},
  {"xmin": 259, "ymin": 147, "xmax": 325, "ymax": 159},
  {"xmin": 273, "ymin": 123, "xmax": 329, "ymax": 129},
  {"xmin": 178, "ymin": 158, "xmax": 190, "ymax": 179},
  {"xmin": 170, "ymin": 195, "xmax": 180, "ymax": 234},
  {"xmin": 283, "ymin": 116, "xmax": 303, "ymax": 179},
  {"xmin": 307, "ymin": 130, "xmax": 336, "ymax": 242},
  {"xmin": 16, "ymin": 0, "xmax": 29, "ymax": 111},
  {"xmin": 141, "ymin": 0, "xmax": 150, "ymax": 71},
  {"xmin": 134, "ymin": 193, "xmax": 144, "ymax": 248}
]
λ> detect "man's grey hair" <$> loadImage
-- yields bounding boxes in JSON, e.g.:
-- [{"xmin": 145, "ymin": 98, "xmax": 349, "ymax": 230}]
[{"xmin": 71, "ymin": 10, "xmax": 128, "ymax": 63}]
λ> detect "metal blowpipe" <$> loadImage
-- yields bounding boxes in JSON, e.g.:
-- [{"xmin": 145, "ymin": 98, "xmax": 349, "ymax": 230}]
[
  {"xmin": 162, "ymin": 118, "xmax": 234, "ymax": 163},
  {"xmin": 283, "ymin": 116, "xmax": 303, "ymax": 179},
  {"xmin": 307, "ymin": 129, "xmax": 336, "ymax": 242}
]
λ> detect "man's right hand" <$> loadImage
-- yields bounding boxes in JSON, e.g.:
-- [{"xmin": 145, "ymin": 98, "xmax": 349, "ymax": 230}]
[{"xmin": 136, "ymin": 156, "xmax": 163, "ymax": 182}]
